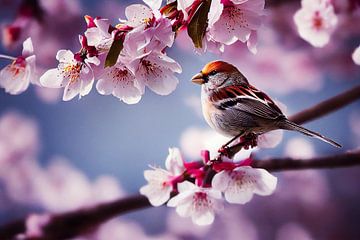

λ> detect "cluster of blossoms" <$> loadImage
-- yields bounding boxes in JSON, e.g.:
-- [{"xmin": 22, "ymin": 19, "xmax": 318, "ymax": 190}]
[
  {"xmin": 140, "ymin": 148, "xmax": 277, "ymax": 225},
  {"xmin": 0, "ymin": 0, "xmax": 266, "ymax": 102}
]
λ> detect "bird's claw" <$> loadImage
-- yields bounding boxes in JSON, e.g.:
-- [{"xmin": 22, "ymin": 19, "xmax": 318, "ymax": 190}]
[{"xmin": 218, "ymin": 145, "xmax": 230, "ymax": 157}]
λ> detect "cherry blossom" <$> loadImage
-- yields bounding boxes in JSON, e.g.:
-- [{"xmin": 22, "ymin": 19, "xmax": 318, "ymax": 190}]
[
  {"xmin": 96, "ymin": 62, "xmax": 142, "ymax": 104},
  {"xmin": 208, "ymin": 0, "xmax": 265, "ymax": 53},
  {"xmin": 143, "ymin": 0, "xmax": 163, "ymax": 10},
  {"xmin": 84, "ymin": 16, "xmax": 114, "ymax": 53},
  {"xmin": 352, "ymin": 45, "xmax": 360, "ymax": 65},
  {"xmin": 0, "ymin": 38, "xmax": 36, "ymax": 95},
  {"xmin": 167, "ymin": 181, "xmax": 223, "ymax": 226},
  {"xmin": 128, "ymin": 51, "xmax": 181, "ymax": 95},
  {"xmin": 123, "ymin": 4, "xmax": 154, "ymax": 28},
  {"xmin": 122, "ymin": 5, "xmax": 175, "ymax": 58},
  {"xmin": 40, "ymin": 49, "xmax": 100, "ymax": 101},
  {"xmin": 140, "ymin": 148, "xmax": 185, "ymax": 206},
  {"xmin": 212, "ymin": 166, "xmax": 277, "ymax": 204},
  {"xmin": 294, "ymin": 0, "xmax": 338, "ymax": 47}
]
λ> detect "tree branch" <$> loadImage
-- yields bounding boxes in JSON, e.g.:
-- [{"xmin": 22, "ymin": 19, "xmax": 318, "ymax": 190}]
[
  {"xmin": 1, "ymin": 151, "xmax": 359, "ymax": 240},
  {"xmin": 289, "ymin": 85, "xmax": 360, "ymax": 125},
  {"xmin": 1, "ymin": 85, "xmax": 359, "ymax": 239}
]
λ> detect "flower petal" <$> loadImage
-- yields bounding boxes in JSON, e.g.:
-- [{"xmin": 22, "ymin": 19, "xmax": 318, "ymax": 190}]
[{"xmin": 40, "ymin": 68, "xmax": 64, "ymax": 88}]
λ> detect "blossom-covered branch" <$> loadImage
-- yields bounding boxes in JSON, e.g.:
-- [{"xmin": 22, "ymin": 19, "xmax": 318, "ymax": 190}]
[{"xmin": 1, "ymin": 150, "xmax": 359, "ymax": 240}]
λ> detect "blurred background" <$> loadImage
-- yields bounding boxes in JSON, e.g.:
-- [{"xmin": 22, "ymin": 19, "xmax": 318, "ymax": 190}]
[{"xmin": 0, "ymin": 0, "xmax": 360, "ymax": 239}]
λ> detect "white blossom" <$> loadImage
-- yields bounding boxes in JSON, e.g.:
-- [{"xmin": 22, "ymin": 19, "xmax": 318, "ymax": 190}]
[{"xmin": 212, "ymin": 166, "xmax": 277, "ymax": 204}]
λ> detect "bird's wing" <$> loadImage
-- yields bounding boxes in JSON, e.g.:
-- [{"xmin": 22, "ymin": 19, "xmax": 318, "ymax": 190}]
[{"xmin": 209, "ymin": 84, "xmax": 284, "ymax": 120}]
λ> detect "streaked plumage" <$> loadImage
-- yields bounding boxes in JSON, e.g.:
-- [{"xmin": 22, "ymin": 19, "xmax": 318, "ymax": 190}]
[{"xmin": 192, "ymin": 60, "xmax": 341, "ymax": 148}]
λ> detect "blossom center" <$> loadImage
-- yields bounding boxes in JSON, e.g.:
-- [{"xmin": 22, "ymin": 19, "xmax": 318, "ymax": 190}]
[
  {"xmin": 193, "ymin": 192, "xmax": 212, "ymax": 210},
  {"xmin": 312, "ymin": 12, "xmax": 323, "ymax": 30},
  {"xmin": 61, "ymin": 63, "xmax": 82, "ymax": 83},
  {"xmin": 109, "ymin": 68, "xmax": 129, "ymax": 82}
]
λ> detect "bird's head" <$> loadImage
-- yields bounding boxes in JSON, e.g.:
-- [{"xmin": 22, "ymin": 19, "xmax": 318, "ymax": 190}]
[{"xmin": 191, "ymin": 60, "xmax": 248, "ymax": 91}]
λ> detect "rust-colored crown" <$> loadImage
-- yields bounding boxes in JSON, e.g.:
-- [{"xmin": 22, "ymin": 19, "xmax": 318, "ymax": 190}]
[{"xmin": 201, "ymin": 61, "xmax": 238, "ymax": 75}]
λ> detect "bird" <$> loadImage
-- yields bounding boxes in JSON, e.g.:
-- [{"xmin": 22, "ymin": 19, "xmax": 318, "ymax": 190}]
[{"xmin": 191, "ymin": 60, "xmax": 341, "ymax": 149}]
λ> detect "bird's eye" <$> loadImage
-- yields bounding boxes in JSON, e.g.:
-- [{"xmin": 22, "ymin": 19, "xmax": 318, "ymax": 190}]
[{"xmin": 209, "ymin": 70, "xmax": 217, "ymax": 76}]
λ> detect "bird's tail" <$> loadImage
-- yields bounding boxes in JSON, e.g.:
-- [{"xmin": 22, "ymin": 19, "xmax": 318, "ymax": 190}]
[{"xmin": 279, "ymin": 119, "xmax": 341, "ymax": 148}]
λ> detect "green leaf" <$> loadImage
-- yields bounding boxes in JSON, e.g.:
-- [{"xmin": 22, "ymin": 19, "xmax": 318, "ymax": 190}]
[
  {"xmin": 187, "ymin": 0, "xmax": 212, "ymax": 49},
  {"xmin": 105, "ymin": 38, "xmax": 124, "ymax": 68}
]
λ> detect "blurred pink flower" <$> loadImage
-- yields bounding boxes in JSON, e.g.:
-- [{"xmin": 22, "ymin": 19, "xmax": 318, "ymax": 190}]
[
  {"xmin": 21, "ymin": 214, "xmax": 51, "ymax": 239},
  {"xmin": 284, "ymin": 137, "xmax": 315, "ymax": 159},
  {"xmin": 294, "ymin": 0, "xmax": 338, "ymax": 47},
  {"xmin": 40, "ymin": 49, "xmax": 100, "ymax": 101},
  {"xmin": 39, "ymin": 0, "xmax": 81, "ymax": 19},
  {"xmin": 167, "ymin": 210, "xmax": 211, "ymax": 238},
  {"xmin": 167, "ymin": 181, "xmax": 223, "ymax": 226},
  {"xmin": 212, "ymin": 166, "xmax": 277, "ymax": 204},
  {"xmin": 180, "ymin": 127, "xmax": 254, "ymax": 160},
  {"xmin": 0, "ymin": 38, "xmax": 36, "ymax": 95},
  {"xmin": 278, "ymin": 170, "xmax": 330, "ymax": 207},
  {"xmin": 352, "ymin": 45, "xmax": 360, "ymax": 65},
  {"xmin": 349, "ymin": 110, "xmax": 360, "ymax": 146},
  {"xmin": 224, "ymin": 40, "xmax": 323, "ymax": 94},
  {"xmin": 32, "ymin": 158, "xmax": 124, "ymax": 212},
  {"xmin": 140, "ymin": 148, "xmax": 185, "ymax": 206},
  {"xmin": 0, "ymin": 111, "xmax": 39, "ymax": 166},
  {"xmin": 276, "ymin": 223, "xmax": 314, "ymax": 240},
  {"xmin": 34, "ymin": 86, "xmax": 62, "ymax": 104}
]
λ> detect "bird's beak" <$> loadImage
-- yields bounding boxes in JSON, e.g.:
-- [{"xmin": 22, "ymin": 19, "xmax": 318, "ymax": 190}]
[{"xmin": 191, "ymin": 72, "xmax": 205, "ymax": 85}]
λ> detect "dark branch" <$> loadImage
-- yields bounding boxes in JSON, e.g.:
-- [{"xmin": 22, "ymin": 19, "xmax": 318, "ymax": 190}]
[
  {"xmin": 289, "ymin": 85, "xmax": 360, "ymax": 125},
  {"xmin": 252, "ymin": 150, "xmax": 360, "ymax": 171}
]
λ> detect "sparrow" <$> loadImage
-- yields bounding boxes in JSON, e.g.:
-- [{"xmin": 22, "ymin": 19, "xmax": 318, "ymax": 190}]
[{"xmin": 191, "ymin": 60, "xmax": 341, "ymax": 148}]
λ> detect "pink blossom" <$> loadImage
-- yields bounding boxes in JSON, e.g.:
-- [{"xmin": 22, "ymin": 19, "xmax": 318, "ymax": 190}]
[
  {"xmin": 22, "ymin": 214, "xmax": 51, "ymax": 239},
  {"xmin": 123, "ymin": 11, "xmax": 175, "ymax": 58},
  {"xmin": 39, "ymin": 49, "xmax": 100, "ymax": 101},
  {"xmin": 128, "ymin": 51, "xmax": 181, "ymax": 95},
  {"xmin": 208, "ymin": 0, "xmax": 265, "ymax": 53},
  {"xmin": 123, "ymin": 4, "xmax": 154, "ymax": 28},
  {"xmin": 140, "ymin": 148, "xmax": 185, "ymax": 206},
  {"xmin": 96, "ymin": 62, "xmax": 142, "ymax": 104},
  {"xmin": 167, "ymin": 181, "xmax": 223, "ymax": 226},
  {"xmin": 294, "ymin": 0, "xmax": 338, "ymax": 47},
  {"xmin": 34, "ymin": 86, "xmax": 62, "ymax": 104},
  {"xmin": 84, "ymin": 17, "xmax": 114, "ymax": 53},
  {"xmin": 352, "ymin": 45, "xmax": 360, "ymax": 65},
  {"xmin": 143, "ymin": 0, "xmax": 163, "ymax": 10},
  {"xmin": 0, "ymin": 38, "xmax": 36, "ymax": 95},
  {"xmin": 212, "ymin": 166, "xmax": 277, "ymax": 204}
]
